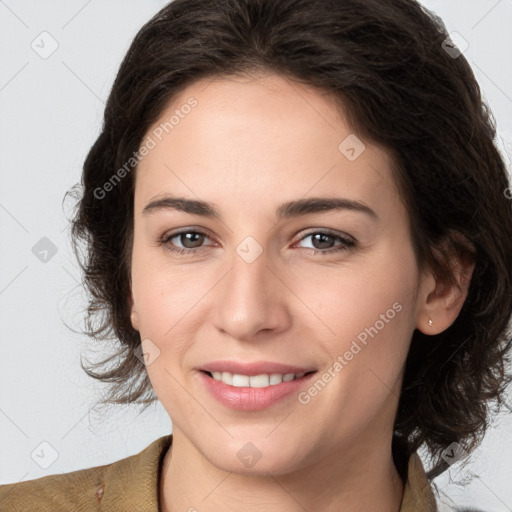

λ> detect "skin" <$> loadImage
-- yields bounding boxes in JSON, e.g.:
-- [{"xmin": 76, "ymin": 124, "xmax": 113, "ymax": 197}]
[{"xmin": 129, "ymin": 73, "xmax": 474, "ymax": 512}]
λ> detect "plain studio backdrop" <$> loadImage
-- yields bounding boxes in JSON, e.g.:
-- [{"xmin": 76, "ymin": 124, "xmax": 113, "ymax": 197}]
[{"xmin": 0, "ymin": 1, "xmax": 511, "ymax": 510}]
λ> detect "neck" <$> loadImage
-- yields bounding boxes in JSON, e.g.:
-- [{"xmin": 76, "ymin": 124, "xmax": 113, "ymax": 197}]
[{"xmin": 159, "ymin": 430, "xmax": 405, "ymax": 512}]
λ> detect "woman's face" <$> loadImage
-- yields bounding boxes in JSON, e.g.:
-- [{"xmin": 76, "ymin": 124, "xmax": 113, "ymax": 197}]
[{"xmin": 130, "ymin": 73, "xmax": 430, "ymax": 475}]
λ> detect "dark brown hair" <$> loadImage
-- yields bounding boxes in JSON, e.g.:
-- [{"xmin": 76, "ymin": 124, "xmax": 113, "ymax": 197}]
[{"xmin": 66, "ymin": 0, "xmax": 512, "ymax": 480}]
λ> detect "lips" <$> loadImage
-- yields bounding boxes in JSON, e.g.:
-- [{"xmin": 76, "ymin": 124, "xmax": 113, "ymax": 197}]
[{"xmin": 196, "ymin": 360, "xmax": 319, "ymax": 410}]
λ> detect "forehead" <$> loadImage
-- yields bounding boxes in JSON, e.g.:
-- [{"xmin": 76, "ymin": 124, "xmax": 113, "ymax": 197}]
[{"xmin": 134, "ymin": 74, "xmax": 400, "ymax": 218}]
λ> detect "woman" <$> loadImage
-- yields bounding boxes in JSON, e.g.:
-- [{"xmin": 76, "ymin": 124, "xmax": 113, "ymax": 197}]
[{"xmin": 1, "ymin": 0, "xmax": 511, "ymax": 510}]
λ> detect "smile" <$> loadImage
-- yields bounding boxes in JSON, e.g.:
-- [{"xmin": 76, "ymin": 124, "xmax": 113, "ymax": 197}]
[
  {"xmin": 206, "ymin": 370, "xmax": 313, "ymax": 387},
  {"xmin": 198, "ymin": 370, "xmax": 318, "ymax": 411}
]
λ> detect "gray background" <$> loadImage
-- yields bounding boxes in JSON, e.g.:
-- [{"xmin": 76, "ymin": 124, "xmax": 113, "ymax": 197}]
[{"xmin": 0, "ymin": 1, "xmax": 511, "ymax": 510}]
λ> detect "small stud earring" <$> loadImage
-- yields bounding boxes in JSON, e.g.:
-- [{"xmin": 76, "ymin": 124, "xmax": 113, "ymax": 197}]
[{"xmin": 428, "ymin": 318, "xmax": 433, "ymax": 327}]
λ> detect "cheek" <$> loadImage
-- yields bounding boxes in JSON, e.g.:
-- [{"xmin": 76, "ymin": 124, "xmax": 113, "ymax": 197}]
[
  {"xmin": 290, "ymin": 256, "xmax": 417, "ymax": 436},
  {"xmin": 129, "ymin": 246, "xmax": 219, "ymax": 407},
  {"xmin": 293, "ymin": 246, "xmax": 418, "ymax": 372},
  {"xmin": 302, "ymin": 251, "xmax": 414, "ymax": 321},
  {"xmin": 130, "ymin": 240, "xmax": 212, "ymax": 334}
]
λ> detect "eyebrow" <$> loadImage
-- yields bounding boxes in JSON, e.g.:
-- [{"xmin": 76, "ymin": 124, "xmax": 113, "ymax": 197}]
[{"xmin": 142, "ymin": 194, "xmax": 378, "ymax": 220}]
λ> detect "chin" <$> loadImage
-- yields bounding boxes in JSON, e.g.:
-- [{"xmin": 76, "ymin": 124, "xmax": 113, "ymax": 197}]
[{"xmin": 202, "ymin": 436, "xmax": 307, "ymax": 476}]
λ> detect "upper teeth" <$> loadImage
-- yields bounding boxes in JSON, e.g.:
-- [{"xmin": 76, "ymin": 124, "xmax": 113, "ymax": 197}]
[{"xmin": 210, "ymin": 371, "xmax": 306, "ymax": 387}]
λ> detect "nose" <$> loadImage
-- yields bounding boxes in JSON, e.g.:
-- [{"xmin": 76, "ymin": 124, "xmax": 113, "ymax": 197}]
[{"xmin": 213, "ymin": 246, "xmax": 291, "ymax": 342}]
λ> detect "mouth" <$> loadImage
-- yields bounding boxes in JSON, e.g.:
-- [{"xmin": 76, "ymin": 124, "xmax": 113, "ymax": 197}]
[
  {"xmin": 200, "ymin": 369, "xmax": 317, "ymax": 388},
  {"xmin": 197, "ymin": 368, "xmax": 319, "ymax": 411}
]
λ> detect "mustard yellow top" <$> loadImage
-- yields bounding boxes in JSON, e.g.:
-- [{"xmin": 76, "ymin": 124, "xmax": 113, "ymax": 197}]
[{"xmin": 0, "ymin": 434, "xmax": 437, "ymax": 511}]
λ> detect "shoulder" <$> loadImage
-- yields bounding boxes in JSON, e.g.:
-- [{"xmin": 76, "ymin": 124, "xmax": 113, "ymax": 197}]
[
  {"xmin": 400, "ymin": 452, "xmax": 490, "ymax": 512},
  {"xmin": 0, "ymin": 464, "xmax": 108, "ymax": 511},
  {"xmin": 0, "ymin": 434, "xmax": 172, "ymax": 512}
]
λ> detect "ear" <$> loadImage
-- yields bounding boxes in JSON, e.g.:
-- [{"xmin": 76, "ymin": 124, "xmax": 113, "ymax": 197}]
[
  {"xmin": 416, "ymin": 249, "xmax": 475, "ymax": 335},
  {"xmin": 130, "ymin": 293, "xmax": 139, "ymax": 331}
]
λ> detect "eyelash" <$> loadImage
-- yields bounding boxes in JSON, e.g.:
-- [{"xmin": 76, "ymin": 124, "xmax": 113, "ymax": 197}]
[{"xmin": 159, "ymin": 228, "xmax": 356, "ymax": 256}]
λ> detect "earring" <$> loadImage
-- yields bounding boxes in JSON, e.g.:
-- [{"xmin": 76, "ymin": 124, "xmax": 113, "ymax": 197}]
[{"xmin": 428, "ymin": 318, "xmax": 433, "ymax": 327}]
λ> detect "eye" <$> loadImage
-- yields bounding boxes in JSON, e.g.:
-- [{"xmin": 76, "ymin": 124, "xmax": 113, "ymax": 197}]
[
  {"xmin": 160, "ymin": 228, "xmax": 214, "ymax": 256},
  {"xmin": 295, "ymin": 230, "xmax": 356, "ymax": 255}
]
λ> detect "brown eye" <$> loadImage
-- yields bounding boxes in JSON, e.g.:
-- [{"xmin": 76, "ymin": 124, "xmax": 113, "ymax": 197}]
[
  {"xmin": 161, "ymin": 229, "xmax": 213, "ymax": 255},
  {"xmin": 296, "ymin": 230, "xmax": 356, "ymax": 255},
  {"xmin": 311, "ymin": 233, "xmax": 336, "ymax": 249},
  {"xmin": 174, "ymin": 231, "xmax": 206, "ymax": 249}
]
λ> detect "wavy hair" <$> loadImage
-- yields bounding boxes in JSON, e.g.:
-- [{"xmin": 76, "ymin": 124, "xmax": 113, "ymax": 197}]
[{"xmin": 66, "ymin": 0, "xmax": 512, "ymax": 480}]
